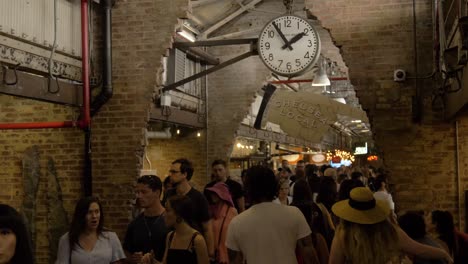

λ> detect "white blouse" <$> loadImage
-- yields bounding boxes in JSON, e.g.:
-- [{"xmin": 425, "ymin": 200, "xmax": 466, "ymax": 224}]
[{"xmin": 56, "ymin": 231, "xmax": 125, "ymax": 264}]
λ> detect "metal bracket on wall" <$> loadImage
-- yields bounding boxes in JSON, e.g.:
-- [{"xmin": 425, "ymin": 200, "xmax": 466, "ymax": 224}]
[
  {"xmin": 162, "ymin": 38, "xmax": 258, "ymax": 93},
  {"xmin": 0, "ymin": 67, "xmax": 82, "ymax": 107}
]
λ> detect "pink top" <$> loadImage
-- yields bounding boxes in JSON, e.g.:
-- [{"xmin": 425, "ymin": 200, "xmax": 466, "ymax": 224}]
[{"xmin": 212, "ymin": 203, "xmax": 238, "ymax": 264}]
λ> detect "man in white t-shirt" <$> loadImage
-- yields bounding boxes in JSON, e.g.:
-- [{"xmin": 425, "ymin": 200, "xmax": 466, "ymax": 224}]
[
  {"xmin": 226, "ymin": 166, "xmax": 319, "ymax": 264},
  {"xmin": 373, "ymin": 175, "xmax": 396, "ymax": 220}
]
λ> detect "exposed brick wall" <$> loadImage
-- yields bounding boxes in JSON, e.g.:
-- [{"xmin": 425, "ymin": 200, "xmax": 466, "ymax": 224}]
[
  {"xmin": 0, "ymin": 95, "xmax": 83, "ymax": 264},
  {"xmin": 4, "ymin": 2, "xmax": 468, "ymax": 264},
  {"xmin": 205, "ymin": 0, "xmax": 352, "ymax": 164},
  {"xmin": 206, "ymin": 0, "xmax": 284, "ymax": 163},
  {"xmin": 0, "ymin": 0, "xmax": 189, "ymax": 263},
  {"xmin": 455, "ymin": 113, "xmax": 468, "ymax": 230},
  {"xmin": 144, "ymin": 131, "xmax": 207, "ymax": 190},
  {"xmin": 207, "ymin": 48, "xmax": 269, "ymax": 162},
  {"xmin": 306, "ymin": 0, "xmax": 468, "ymax": 225},
  {"xmin": 90, "ymin": 0, "xmax": 189, "ymax": 240}
]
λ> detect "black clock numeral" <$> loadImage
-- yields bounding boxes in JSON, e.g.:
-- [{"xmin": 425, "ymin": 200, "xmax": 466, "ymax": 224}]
[
  {"xmin": 307, "ymin": 40, "xmax": 313, "ymax": 47},
  {"xmin": 265, "ymin": 42, "xmax": 270, "ymax": 50},
  {"xmin": 278, "ymin": 60, "xmax": 283, "ymax": 67},
  {"xmin": 268, "ymin": 54, "xmax": 274, "ymax": 61},
  {"xmin": 297, "ymin": 21, "xmax": 300, "ymax": 29},
  {"xmin": 304, "ymin": 28, "xmax": 309, "ymax": 35},
  {"xmin": 268, "ymin": 30, "xmax": 275, "ymax": 38},
  {"xmin": 286, "ymin": 62, "xmax": 292, "ymax": 70},
  {"xmin": 304, "ymin": 52, "xmax": 310, "ymax": 59},
  {"xmin": 284, "ymin": 19, "xmax": 291, "ymax": 28},
  {"xmin": 296, "ymin": 59, "xmax": 301, "ymax": 67}
]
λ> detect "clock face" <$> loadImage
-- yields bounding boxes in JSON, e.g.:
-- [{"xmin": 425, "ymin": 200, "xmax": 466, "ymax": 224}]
[{"xmin": 258, "ymin": 15, "xmax": 321, "ymax": 77}]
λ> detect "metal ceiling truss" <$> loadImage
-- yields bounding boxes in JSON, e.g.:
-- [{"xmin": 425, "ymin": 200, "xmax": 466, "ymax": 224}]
[
  {"xmin": 208, "ymin": 27, "xmax": 263, "ymax": 41},
  {"xmin": 199, "ymin": 0, "xmax": 263, "ymax": 39}
]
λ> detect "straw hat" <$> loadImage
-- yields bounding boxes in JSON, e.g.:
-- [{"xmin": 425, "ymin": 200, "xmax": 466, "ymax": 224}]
[
  {"xmin": 332, "ymin": 187, "xmax": 390, "ymax": 224},
  {"xmin": 324, "ymin": 168, "xmax": 337, "ymax": 178}
]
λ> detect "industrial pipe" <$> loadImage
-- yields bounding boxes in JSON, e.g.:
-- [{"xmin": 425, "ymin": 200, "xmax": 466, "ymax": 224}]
[
  {"xmin": 90, "ymin": 0, "xmax": 113, "ymax": 117},
  {"xmin": 0, "ymin": 0, "xmax": 91, "ymax": 130},
  {"xmin": 146, "ymin": 128, "xmax": 172, "ymax": 139},
  {"xmin": 0, "ymin": 121, "xmax": 76, "ymax": 129},
  {"xmin": 79, "ymin": 0, "xmax": 91, "ymax": 128}
]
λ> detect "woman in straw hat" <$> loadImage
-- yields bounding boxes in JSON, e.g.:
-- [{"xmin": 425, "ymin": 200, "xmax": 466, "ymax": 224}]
[{"xmin": 329, "ymin": 187, "xmax": 453, "ymax": 264}]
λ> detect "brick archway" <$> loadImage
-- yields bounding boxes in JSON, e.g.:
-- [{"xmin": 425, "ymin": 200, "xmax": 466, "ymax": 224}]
[{"xmin": 306, "ymin": 0, "xmax": 463, "ymax": 219}]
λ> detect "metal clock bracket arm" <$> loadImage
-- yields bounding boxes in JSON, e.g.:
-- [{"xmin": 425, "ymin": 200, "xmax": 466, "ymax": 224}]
[
  {"xmin": 163, "ymin": 38, "xmax": 258, "ymax": 93},
  {"xmin": 254, "ymin": 83, "xmax": 277, "ymax": 130}
]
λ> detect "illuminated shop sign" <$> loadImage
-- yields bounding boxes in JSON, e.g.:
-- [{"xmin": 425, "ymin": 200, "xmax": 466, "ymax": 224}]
[{"xmin": 354, "ymin": 142, "xmax": 368, "ymax": 155}]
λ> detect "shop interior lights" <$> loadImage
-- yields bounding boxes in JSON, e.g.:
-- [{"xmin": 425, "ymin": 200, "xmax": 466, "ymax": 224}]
[
  {"xmin": 236, "ymin": 143, "xmax": 254, "ymax": 149},
  {"xmin": 326, "ymin": 149, "xmax": 355, "ymax": 163}
]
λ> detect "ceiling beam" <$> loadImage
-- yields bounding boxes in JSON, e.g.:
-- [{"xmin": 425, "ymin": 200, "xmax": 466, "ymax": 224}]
[
  {"xmin": 163, "ymin": 48, "xmax": 257, "ymax": 92},
  {"xmin": 199, "ymin": 0, "xmax": 263, "ymax": 39},
  {"xmin": 174, "ymin": 38, "xmax": 258, "ymax": 48},
  {"xmin": 208, "ymin": 27, "xmax": 262, "ymax": 40}
]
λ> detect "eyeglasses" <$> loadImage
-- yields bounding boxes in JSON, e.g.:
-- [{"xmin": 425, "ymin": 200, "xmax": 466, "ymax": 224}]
[{"xmin": 169, "ymin": 170, "xmax": 181, "ymax": 174}]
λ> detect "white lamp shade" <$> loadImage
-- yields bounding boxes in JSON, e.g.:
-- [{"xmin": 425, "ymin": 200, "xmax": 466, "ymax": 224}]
[
  {"xmin": 312, "ymin": 68, "xmax": 331, "ymax": 86},
  {"xmin": 177, "ymin": 29, "xmax": 196, "ymax": 42}
]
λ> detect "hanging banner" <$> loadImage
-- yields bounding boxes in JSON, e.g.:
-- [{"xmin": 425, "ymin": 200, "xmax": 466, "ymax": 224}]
[{"xmin": 255, "ymin": 85, "xmax": 368, "ymax": 143}]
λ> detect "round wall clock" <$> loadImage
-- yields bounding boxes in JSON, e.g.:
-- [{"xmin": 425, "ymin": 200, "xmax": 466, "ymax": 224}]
[{"xmin": 258, "ymin": 15, "xmax": 321, "ymax": 77}]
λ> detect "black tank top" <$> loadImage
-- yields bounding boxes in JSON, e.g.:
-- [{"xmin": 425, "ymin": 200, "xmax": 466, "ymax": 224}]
[{"xmin": 166, "ymin": 231, "xmax": 200, "ymax": 264}]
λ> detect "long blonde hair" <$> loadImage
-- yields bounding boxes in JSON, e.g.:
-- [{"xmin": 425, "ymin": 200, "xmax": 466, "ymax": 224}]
[{"xmin": 338, "ymin": 219, "xmax": 399, "ymax": 264}]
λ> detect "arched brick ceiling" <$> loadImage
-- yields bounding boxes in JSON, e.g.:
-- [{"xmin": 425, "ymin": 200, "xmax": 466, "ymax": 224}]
[
  {"xmin": 188, "ymin": 0, "xmax": 369, "ymax": 136},
  {"xmin": 189, "ymin": 0, "xmax": 348, "ymax": 75}
]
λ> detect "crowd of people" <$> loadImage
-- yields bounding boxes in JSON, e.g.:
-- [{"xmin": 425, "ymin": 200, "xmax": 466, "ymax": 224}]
[{"xmin": 1, "ymin": 158, "xmax": 468, "ymax": 264}]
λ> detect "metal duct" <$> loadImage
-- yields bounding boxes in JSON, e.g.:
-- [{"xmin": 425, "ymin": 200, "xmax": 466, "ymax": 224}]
[{"xmin": 146, "ymin": 127, "xmax": 172, "ymax": 139}]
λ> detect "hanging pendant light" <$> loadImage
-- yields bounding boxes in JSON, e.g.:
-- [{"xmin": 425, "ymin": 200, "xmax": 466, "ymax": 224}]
[{"xmin": 312, "ymin": 56, "xmax": 331, "ymax": 86}]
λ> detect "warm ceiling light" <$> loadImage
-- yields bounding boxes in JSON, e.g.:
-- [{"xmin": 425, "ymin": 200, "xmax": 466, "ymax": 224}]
[
  {"xmin": 312, "ymin": 57, "xmax": 331, "ymax": 86},
  {"xmin": 176, "ymin": 129, "xmax": 180, "ymax": 134},
  {"xmin": 197, "ymin": 132, "xmax": 201, "ymax": 137},
  {"xmin": 177, "ymin": 28, "xmax": 196, "ymax": 42}
]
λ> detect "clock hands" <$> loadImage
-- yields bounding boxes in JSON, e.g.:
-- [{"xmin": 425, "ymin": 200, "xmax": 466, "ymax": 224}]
[
  {"xmin": 272, "ymin": 21, "xmax": 293, "ymax": 51},
  {"xmin": 281, "ymin": 32, "xmax": 306, "ymax": 50}
]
